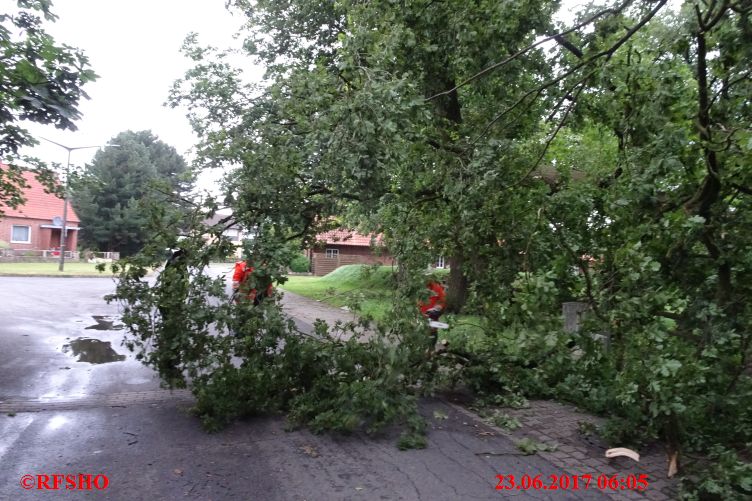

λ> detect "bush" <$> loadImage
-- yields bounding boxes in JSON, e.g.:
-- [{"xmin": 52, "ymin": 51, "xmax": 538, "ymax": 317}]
[
  {"xmin": 289, "ymin": 254, "xmax": 310, "ymax": 272},
  {"xmin": 679, "ymin": 447, "xmax": 752, "ymax": 500}
]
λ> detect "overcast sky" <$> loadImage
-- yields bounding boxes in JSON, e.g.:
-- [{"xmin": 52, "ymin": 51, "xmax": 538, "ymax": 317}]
[{"xmin": 15, "ymin": 0, "xmax": 260, "ymax": 177}]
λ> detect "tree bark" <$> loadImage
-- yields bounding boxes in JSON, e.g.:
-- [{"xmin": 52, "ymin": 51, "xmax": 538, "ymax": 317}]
[
  {"xmin": 446, "ymin": 254, "xmax": 468, "ymax": 313},
  {"xmin": 424, "ymin": 46, "xmax": 469, "ymax": 312},
  {"xmin": 691, "ymin": 24, "xmax": 731, "ymax": 306}
]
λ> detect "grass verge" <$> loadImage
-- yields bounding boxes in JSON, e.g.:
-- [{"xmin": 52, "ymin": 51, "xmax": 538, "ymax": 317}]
[
  {"xmin": 0, "ymin": 262, "xmax": 116, "ymax": 276},
  {"xmin": 281, "ymin": 265, "xmax": 485, "ymax": 342},
  {"xmin": 282, "ymin": 265, "xmax": 396, "ymax": 320}
]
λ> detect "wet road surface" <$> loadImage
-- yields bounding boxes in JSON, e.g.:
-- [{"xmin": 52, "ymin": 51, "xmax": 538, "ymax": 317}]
[{"xmin": 0, "ymin": 275, "xmax": 607, "ymax": 500}]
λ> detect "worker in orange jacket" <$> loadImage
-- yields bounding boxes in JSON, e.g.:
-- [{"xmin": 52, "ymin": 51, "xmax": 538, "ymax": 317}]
[
  {"xmin": 418, "ymin": 279, "xmax": 448, "ymax": 352},
  {"xmin": 232, "ymin": 260, "xmax": 274, "ymax": 306},
  {"xmin": 419, "ymin": 279, "xmax": 446, "ymax": 320}
]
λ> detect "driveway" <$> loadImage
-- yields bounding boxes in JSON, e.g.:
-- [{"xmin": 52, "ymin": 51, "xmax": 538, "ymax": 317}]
[{"xmin": 0, "ymin": 276, "xmax": 608, "ymax": 500}]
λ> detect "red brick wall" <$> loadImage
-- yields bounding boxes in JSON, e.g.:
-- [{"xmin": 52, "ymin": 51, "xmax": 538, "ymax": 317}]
[
  {"xmin": 0, "ymin": 216, "xmax": 78, "ymax": 251},
  {"xmin": 310, "ymin": 245, "xmax": 394, "ymax": 276},
  {"xmin": 63, "ymin": 227, "xmax": 78, "ymax": 251}
]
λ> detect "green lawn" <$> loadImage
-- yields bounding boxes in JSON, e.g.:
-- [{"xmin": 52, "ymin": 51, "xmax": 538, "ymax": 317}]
[
  {"xmin": 280, "ymin": 265, "xmax": 483, "ymax": 341},
  {"xmin": 0, "ymin": 262, "xmax": 116, "ymax": 276},
  {"xmin": 282, "ymin": 265, "xmax": 397, "ymax": 320}
]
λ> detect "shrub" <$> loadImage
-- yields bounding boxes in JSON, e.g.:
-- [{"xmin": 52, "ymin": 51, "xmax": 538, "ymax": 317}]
[{"xmin": 289, "ymin": 254, "xmax": 310, "ymax": 272}]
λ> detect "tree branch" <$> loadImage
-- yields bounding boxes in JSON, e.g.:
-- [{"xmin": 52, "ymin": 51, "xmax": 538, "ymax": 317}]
[
  {"xmin": 502, "ymin": 68, "xmax": 593, "ymax": 190},
  {"xmin": 426, "ymin": 0, "xmax": 634, "ymax": 101},
  {"xmin": 554, "ymin": 34, "xmax": 583, "ymax": 59},
  {"xmin": 469, "ymin": 87, "xmax": 545, "ymax": 146},
  {"xmin": 469, "ymin": 0, "xmax": 668, "ymax": 147},
  {"xmin": 711, "ymin": 67, "xmax": 752, "ymax": 104},
  {"xmin": 549, "ymin": 217, "xmax": 608, "ymax": 323},
  {"xmin": 426, "ymin": 138, "xmax": 465, "ymax": 155},
  {"xmin": 306, "ymin": 185, "xmax": 363, "ymax": 202},
  {"xmin": 731, "ymin": 183, "xmax": 752, "ymax": 196},
  {"xmin": 697, "ymin": 0, "xmax": 730, "ymax": 31}
]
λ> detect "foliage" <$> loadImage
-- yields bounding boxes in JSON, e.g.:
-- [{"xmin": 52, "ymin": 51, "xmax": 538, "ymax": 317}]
[
  {"xmin": 108, "ymin": 205, "xmax": 438, "ymax": 445},
  {"xmin": 114, "ymin": 0, "xmax": 752, "ymax": 476},
  {"xmin": 679, "ymin": 447, "xmax": 752, "ymax": 501},
  {"xmin": 71, "ymin": 130, "xmax": 192, "ymax": 256},
  {"xmin": 492, "ymin": 413, "xmax": 522, "ymax": 431},
  {"xmin": 288, "ymin": 254, "xmax": 310, "ymax": 273},
  {"xmin": 0, "ymin": 0, "xmax": 96, "ymax": 157},
  {"xmin": 0, "ymin": 0, "xmax": 96, "ymax": 211},
  {"xmin": 516, "ymin": 437, "xmax": 557, "ymax": 455}
]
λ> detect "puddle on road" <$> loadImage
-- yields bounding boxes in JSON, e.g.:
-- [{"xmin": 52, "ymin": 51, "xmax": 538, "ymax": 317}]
[
  {"xmin": 85, "ymin": 315, "xmax": 124, "ymax": 331},
  {"xmin": 61, "ymin": 338, "xmax": 126, "ymax": 364}
]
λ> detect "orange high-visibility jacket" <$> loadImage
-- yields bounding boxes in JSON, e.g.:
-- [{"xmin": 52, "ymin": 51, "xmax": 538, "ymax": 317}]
[
  {"xmin": 232, "ymin": 261, "xmax": 273, "ymax": 301},
  {"xmin": 419, "ymin": 281, "xmax": 446, "ymax": 315}
]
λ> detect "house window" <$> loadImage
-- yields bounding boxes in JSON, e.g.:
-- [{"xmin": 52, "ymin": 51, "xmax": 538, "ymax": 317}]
[
  {"xmin": 436, "ymin": 256, "xmax": 445, "ymax": 269},
  {"xmin": 325, "ymin": 248, "xmax": 339, "ymax": 258},
  {"xmin": 11, "ymin": 225, "xmax": 31, "ymax": 243}
]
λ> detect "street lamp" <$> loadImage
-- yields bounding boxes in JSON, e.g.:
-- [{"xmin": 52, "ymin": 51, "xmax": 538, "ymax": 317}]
[{"xmin": 39, "ymin": 137, "xmax": 119, "ymax": 271}]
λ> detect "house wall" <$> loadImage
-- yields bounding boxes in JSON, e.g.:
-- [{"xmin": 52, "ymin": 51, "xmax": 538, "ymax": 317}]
[
  {"xmin": 310, "ymin": 245, "xmax": 394, "ymax": 276},
  {"xmin": 0, "ymin": 216, "xmax": 78, "ymax": 252},
  {"xmin": 1, "ymin": 217, "xmax": 42, "ymax": 250},
  {"xmin": 64, "ymin": 227, "xmax": 79, "ymax": 251}
]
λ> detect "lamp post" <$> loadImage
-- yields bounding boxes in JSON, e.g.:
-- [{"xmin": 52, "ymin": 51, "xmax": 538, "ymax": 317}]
[{"xmin": 39, "ymin": 137, "xmax": 118, "ymax": 271}]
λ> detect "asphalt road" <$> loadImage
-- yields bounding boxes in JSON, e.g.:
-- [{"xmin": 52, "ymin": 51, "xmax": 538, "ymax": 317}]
[{"xmin": 0, "ymin": 276, "xmax": 607, "ymax": 500}]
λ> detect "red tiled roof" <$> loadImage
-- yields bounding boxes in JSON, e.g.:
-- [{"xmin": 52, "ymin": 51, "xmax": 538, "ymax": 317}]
[
  {"xmin": 0, "ymin": 165, "xmax": 80, "ymax": 223},
  {"xmin": 316, "ymin": 229, "xmax": 383, "ymax": 247}
]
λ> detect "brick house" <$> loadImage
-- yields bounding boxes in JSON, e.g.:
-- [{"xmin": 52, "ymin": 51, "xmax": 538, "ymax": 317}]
[
  {"xmin": 309, "ymin": 229, "xmax": 394, "ymax": 276},
  {"xmin": 0, "ymin": 168, "xmax": 80, "ymax": 257}
]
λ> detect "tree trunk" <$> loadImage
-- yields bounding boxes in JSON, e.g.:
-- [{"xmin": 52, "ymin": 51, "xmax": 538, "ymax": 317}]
[
  {"xmin": 692, "ymin": 26, "xmax": 731, "ymax": 306},
  {"xmin": 446, "ymin": 254, "xmax": 468, "ymax": 313},
  {"xmin": 422, "ymin": 45, "xmax": 468, "ymax": 312}
]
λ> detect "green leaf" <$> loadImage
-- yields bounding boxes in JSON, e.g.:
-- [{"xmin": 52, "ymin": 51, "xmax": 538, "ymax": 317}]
[{"xmin": 660, "ymin": 359, "xmax": 682, "ymax": 377}]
